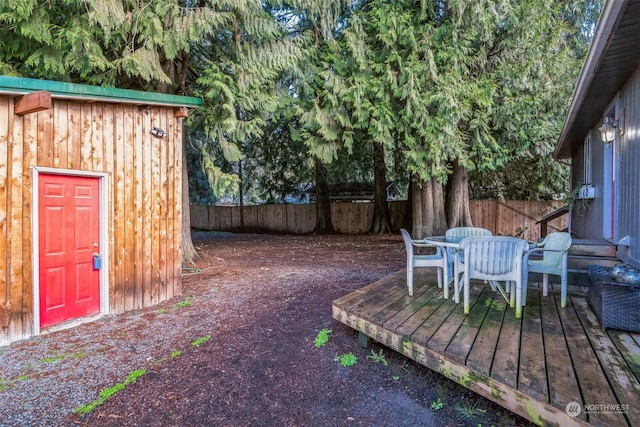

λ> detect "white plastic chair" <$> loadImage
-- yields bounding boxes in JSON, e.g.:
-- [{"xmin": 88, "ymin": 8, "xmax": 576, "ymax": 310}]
[
  {"xmin": 459, "ymin": 236, "xmax": 529, "ymax": 318},
  {"xmin": 446, "ymin": 227, "xmax": 492, "ymax": 301},
  {"xmin": 401, "ymin": 229, "xmax": 448, "ymax": 296},
  {"xmin": 524, "ymin": 232, "xmax": 572, "ymax": 307}
]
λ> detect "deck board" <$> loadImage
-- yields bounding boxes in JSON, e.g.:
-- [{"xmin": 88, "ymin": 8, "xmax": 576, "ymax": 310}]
[
  {"xmin": 559, "ymin": 298, "xmax": 627, "ymax": 426},
  {"xmin": 518, "ymin": 292, "xmax": 548, "ymax": 402},
  {"xmin": 426, "ymin": 290, "xmax": 483, "ymax": 355},
  {"xmin": 409, "ymin": 296, "xmax": 461, "ymax": 346},
  {"xmin": 444, "ymin": 289, "xmax": 494, "ymax": 365},
  {"xmin": 332, "ymin": 268, "xmax": 640, "ymax": 427},
  {"xmin": 539, "ymin": 293, "xmax": 585, "ymax": 421},
  {"xmin": 572, "ymin": 298, "xmax": 640, "ymax": 427},
  {"xmin": 378, "ymin": 285, "xmax": 440, "ymax": 328},
  {"xmin": 466, "ymin": 296, "xmax": 507, "ymax": 376},
  {"xmin": 608, "ymin": 330, "xmax": 640, "ymax": 380},
  {"xmin": 490, "ymin": 299, "xmax": 521, "ymax": 389}
]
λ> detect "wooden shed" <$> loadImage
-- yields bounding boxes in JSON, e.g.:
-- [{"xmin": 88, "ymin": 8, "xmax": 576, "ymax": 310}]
[{"xmin": 0, "ymin": 76, "xmax": 202, "ymax": 346}]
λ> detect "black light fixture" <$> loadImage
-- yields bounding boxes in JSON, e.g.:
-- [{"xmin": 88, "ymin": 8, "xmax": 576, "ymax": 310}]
[
  {"xmin": 599, "ymin": 117, "xmax": 617, "ymax": 144},
  {"xmin": 150, "ymin": 127, "xmax": 166, "ymax": 138}
]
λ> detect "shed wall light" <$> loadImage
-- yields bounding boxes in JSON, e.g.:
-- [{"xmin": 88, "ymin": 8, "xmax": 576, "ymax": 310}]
[
  {"xmin": 151, "ymin": 127, "xmax": 166, "ymax": 138},
  {"xmin": 599, "ymin": 117, "xmax": 617, "ymax": 143}
]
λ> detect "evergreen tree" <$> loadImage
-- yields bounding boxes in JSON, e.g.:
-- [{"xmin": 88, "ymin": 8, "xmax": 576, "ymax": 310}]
[
  {"xmin": 304, "ymin": 0, "xmax": 597, "ymax": 237},
  {"xmin": 0, "ymin": 0, "xmax": 307, "ymax": 259}
]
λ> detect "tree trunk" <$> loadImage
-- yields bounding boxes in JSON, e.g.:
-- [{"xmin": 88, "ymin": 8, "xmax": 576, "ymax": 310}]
[
  {"xmin": 238, "ymin": 158, "xmax": 244, "ymax": 228},
  {"xmin": 314, "ymin": 157, "xmax": 334, "ymax": 233},
  {"xmin": 445, "ymin": 161, "xmax": 473, "ymax": 228},
  {"xmin": 182, "ymin": 144, "xmax": 198, "ymax": 265},
  {"xmin": 411, "ymin": 176, "xmax": 447, "ymax": 239},
  {"xmin": 369, "ymin": 141, "xmax": 392, "ymax": 234},
  {"xmin": 402, "ymin": 176, "xmax": 414, "ymax": 231},
  {"xmin": 158, "ymin": 54, "xmax": 197, "ymax": 266}
]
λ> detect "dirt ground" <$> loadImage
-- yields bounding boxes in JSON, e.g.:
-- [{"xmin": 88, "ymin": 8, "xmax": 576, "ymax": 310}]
[{"xmin": 1, "ymin": 232, "xmax": 534, "ymax": 427}]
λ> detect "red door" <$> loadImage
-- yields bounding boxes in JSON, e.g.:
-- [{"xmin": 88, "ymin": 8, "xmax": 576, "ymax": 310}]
[{"xmin": 39, "ymin": 174, "xmax": 101, "ymax": 328}]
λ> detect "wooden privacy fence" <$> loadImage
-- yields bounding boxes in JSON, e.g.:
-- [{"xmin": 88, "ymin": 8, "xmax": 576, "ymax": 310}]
[{"xmin": 191, "ymin": 200, "xmax": 567, "ymax": 241}]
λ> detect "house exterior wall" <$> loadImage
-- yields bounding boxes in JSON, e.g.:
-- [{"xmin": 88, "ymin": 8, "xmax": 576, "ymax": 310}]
[
  {"xmin": 0, "ymin": 96, "xmax": 184, "ymax": 346},
  {"xmin": 616, "ymin": 66, "xmax": 640, "ymax": 267},
  {"xmin": 570, "ymin": 65, "xmax": 640, "ymax": 268},
  {"xmin": 571, "ymin": 129, "xmax": 604, "ymax": 240}
]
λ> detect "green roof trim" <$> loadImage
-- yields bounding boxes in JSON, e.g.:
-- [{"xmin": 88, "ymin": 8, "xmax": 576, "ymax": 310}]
[{"xmin": 0, "ymin": 75, "xmax": 202, "ymax": 108}]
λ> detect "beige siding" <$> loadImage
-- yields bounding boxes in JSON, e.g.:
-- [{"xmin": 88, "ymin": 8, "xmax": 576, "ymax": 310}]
[{"xmin": 0, "ymin": 97, "xmax": 184, "ymax": 346}]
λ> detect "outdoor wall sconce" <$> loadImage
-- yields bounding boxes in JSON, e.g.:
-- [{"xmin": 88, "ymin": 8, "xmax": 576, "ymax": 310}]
[
  {"xmin": 150, "ymin": 127, "xmax": 166, "ymax": 138},
  {"xmin": 599, "ymin": 117, "xmax": 617, "ymax": 143}
]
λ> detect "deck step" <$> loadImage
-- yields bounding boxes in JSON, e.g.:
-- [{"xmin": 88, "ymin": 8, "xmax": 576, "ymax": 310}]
[
  {"xmin": 529, "ymin": 239, "xmax": 621, "ymax": 287},
  {"xmin": 569, "ymin": 239, "xmax": 617, "ymax": 258},
  {"xmin": 567, "ymin": 239, "xmax": 619, "ymax": 278},
  {"xmin": 568, "ymin": 254, "xmax": 619, "ymax": 270}
]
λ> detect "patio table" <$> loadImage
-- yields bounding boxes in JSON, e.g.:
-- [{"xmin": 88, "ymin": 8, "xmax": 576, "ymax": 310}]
[{"xmin": 424, "ymin": 235, "xmax": 535, "ymax": 302}]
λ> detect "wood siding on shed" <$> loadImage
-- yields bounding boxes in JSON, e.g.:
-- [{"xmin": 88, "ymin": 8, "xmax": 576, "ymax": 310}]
[{"xmin": 0, "ymin": 96, "xmax": 183, "ymax": 346}]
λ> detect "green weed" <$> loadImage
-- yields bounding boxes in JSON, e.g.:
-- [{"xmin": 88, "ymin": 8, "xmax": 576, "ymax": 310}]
[
  {"xmin": 191, "ymin": 335, "xmax": 212, "ymax": 347},
  {"xmin": 177, "ymin": 298, "xmax": 192, "ymax": 308},
  {"xmin": 171, "ymin": 349, "xmax": 182, "ymax": 358},
  {"xmin": 430, "ymin": 385, "xmax": 447, "ymax": 411},
  {"xmin": 366, "ymin": 349, "xmax": 388, "ymax": 366},
  {"xmin": 334, "ymin": 353, "xmax": 358, "ymax": 367},
  {"xmin": 314, "ymin": 328, "xmax": 332, "ymax": 348},
  {"xmin": 74, "ymin": 369, "xmax": 146, "ymax": 416},
  {"xmin": 39, "ymin": 353, "xmax": 65, "ymax": 364},
  {"xmin": 156, "ymin": 308, "xmax": 168, "ymax": 314},
  {"xmin": 431, "ymin": 398, "xmax": 444, "ymax": 411},
  {"xmin": 454, "ymin": 401, "xmax": 487, "ymax": 420}
]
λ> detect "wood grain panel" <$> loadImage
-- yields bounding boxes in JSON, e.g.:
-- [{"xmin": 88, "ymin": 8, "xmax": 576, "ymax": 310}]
[
  {"xmin": 133, "ymin": 107, "xmax": 145, "ymax": 310},
  {"xmin": 68, "ymin": 103, "xmax": 82, "ymax": 169},
  {"xmin": 0, "ymin": 98, "xmax": 10, "ymax": 337},
  {"xmin": 123, "ymin": 106, "xmax": 136, "ymax": 312},
  {"xmin": 192, "ymin": 200, "xmax": 566, "ymax": 240},
  {"xmin": 92, "ymin": 104, "xmax": 105, "ymax": 172},
  {"xmin": 53, "ymin": 103, "xmax": 68, "ymax": 168},
  {"xmin": 1, "ymin": 94, "xmax": 186, "ymax": 345},
  {"xmin": 112, "ymin": 104, "xmax": 126, "ymax": 313},
  {"xmin": 8, "ymin": 109, "xmax": 25, "ymax": 341},
  {"xmin": 156, "ymin": 110, "xmax": 167, "ymax": 304},
  {"xmin": 141, "ymin": 109, "xmax": 152, "ymax": 307},
  {"xmin": 165, "ymin": 115, "xmax": 177, "ymax": 300},
  {"xmin": 80, "ymin": 104, "xmax": 94, "ymax": 170},
  {"xmin": 171, "ymin": 116, "xmax": 182, "ymax": 299}
]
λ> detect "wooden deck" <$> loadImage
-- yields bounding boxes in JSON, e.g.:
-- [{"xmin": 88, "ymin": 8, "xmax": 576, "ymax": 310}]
[{"xmin": 332, "ymin": 269, "xmax": 640, "ymax": 427}]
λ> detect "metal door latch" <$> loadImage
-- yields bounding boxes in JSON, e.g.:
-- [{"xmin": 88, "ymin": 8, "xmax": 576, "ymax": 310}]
[{"xmin": 93, "ymin": 253, "xmax": 101, "ymax": 270}]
